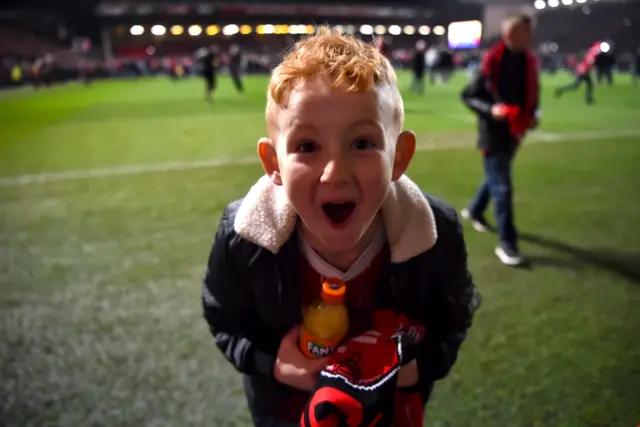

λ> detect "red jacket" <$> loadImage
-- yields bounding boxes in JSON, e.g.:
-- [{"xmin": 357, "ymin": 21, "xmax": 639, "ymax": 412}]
[{"xmin": 576, "ymin": 42, "xmax": 601, "ymax": 75}]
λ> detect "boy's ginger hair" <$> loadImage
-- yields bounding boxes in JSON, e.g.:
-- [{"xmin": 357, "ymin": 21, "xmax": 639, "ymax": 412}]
[{"xmin": 266, "ymin": 27, "xmax": 403, "ymax": 129}]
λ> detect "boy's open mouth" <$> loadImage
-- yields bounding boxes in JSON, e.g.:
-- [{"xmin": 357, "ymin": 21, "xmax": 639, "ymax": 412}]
[{"xmin": 322, "ymin": 202, "xmax": 356, "ymax": 225}]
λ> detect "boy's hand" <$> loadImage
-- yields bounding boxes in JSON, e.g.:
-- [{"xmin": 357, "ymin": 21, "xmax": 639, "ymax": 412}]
[
  {"xmin": 491, "ymin": 103, "xmax": 508, "ymax": 120},
  {"xmin": 274, "ymin": 326, "xmax": 329, "ymax": 391},
  {"xmin": 398, "ymin": 359, "xmax": 419, "ymax": 388}
]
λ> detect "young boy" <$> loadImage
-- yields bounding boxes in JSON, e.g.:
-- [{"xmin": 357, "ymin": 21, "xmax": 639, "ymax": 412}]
[
  {"xmin": 460, "ymin": 14, "xmax": 539, "ymax": 267},
  {"xmin": 203, "ymin": 27, "xmax": 480, "ymax": 426}
]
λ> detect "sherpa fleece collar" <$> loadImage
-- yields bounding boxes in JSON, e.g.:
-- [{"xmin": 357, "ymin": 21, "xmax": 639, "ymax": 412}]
[{"xmin": 233, "ymin": 174, "xmax": 438, "ymax": 263}]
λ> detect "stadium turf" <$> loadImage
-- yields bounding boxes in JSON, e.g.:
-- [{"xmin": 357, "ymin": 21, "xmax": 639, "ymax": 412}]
[{"xmin": 1, "ymin": 72, "xmax": 639, "ymax": 427}]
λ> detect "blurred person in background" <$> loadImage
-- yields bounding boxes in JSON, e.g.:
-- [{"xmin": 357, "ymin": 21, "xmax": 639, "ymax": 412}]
[
  {"xmin": 136, "ymin": 59, "xmax": 147, "ymax": 78},
  {"xmin": 79, "ymin": 59, "xmax": 93, "ymax": 86},
  {"xmin": 175, "ymin": 62, "xmax": 186, "ymax": 79},
  {"xmin": 633, "ymin": 45, "xmax": 640, "ymax": 86},
  {"xmin": 437, "ymin": 45, "xmax": 455, "ymax": 84},
  {"xmin": 167, "ymin": 57, "xmax": 178, "ymax": 81},
  {"xmin": 538, "ymin": 46, "xmax": 556, "ymax": 76},
  {"xmin": 11, "ymin": 63, "xmax": 23, "ymax": 86},
  {"xmin": 460, "ymin": 14, "xmax": 540, "ymax": 266},
  {"xmin": 31, "ymin": 57, "xmax": 41, "ymax": 88},
  {"xmin": 31, "ymin": 55, "xmax": 45, "ymax": 89},
  {"xmin": 228, "ymin": 44, "xmax": 244, "ymax": 93},
  {"xmin": 410, "ymin": 40, "xmax": 426, "ymax": 94},
  {"xmin": 555, "ymin": 41, "xmax": 599, "ymax": 104},
  {"xmin": 594, "ymin": 45, "xmax": 614, "ymax": 86},
  {"xmin": 197, "ymin": 45, "xmax": 220, "ymax": 102},
  {"xmin": 464, "ymin": 50, "xmax": 482, "ymax": 78},
  {"xmin": 375, "ymin": 36, "xmax": 391, "ymax": 59},
  {"xmin": 425, "ymin": 44, "xmax": 440, "ymax": 84},
  {"xmin": 566, "ymin": 54, "xmax": 577, "ymax": 74},
  {"xmin": 41, "ymin": 54, "xmax": 55, "ymax": 87},
  {"xmin": 172, "ymin": 58, "xmax": 186, "ymax": 80}
]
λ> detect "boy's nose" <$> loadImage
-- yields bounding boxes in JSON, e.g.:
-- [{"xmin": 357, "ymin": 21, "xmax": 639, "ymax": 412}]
[{"xmin": 320, "ymin": 157, "xmax": 351, "ymax": 185}]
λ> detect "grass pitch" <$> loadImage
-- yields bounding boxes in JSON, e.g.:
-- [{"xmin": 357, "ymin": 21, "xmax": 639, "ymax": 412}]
[{"xmin": 1, "ymin": 72, "xmax": 639, "ymax": 427}]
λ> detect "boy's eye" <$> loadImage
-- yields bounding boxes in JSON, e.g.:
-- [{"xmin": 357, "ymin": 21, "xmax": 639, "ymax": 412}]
[
  {"xmin": 352, "ymin": 138, "xmax": 376, "ymax": 150},
  {"xmin": 297, "ymin": 141, "xmax": 318, "ymax": 153}
]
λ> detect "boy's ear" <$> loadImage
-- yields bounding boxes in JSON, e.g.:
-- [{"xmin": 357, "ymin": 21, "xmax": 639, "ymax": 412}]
[
  {"xmin": 392, "ymin": 130, "xmax": 416, "ymax": 181},
  {"xmin": 257, "ymin": 137, "xmax": 283, "ymax": 186}
]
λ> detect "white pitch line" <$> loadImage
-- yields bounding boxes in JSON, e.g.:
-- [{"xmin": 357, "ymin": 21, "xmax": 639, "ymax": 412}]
[
  {"xmin": 444, "ymin": 113, "xmax": 476, "ymax": 124},
  {"xmin": 0, "ymin": 129, "xmax": 638, "ymax": 187},
  {"xmin": 531, "ymin": 131, "xmax": 564, "ymax": 142},
  {"xmin": 0, "ymin": 156, "xmax": 258, "ymax": 187}
]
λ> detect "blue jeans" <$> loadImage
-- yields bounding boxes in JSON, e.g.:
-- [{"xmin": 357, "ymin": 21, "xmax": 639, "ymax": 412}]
[
  {"xmin": 557, "ymin": 73, "xmax": 593, "ymax": 102},
  {"xmin": 469, "ymin": 146, "xmax": 518, "ymax": 250}
]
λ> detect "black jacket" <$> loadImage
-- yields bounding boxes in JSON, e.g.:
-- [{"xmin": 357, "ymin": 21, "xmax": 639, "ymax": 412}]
[
  {"xmin": 200, "ymin": 50, "xmax": 218, "ymax": 75},
  {"xmin": 412, "ymin": 50, "xmax": 425, "ymax": 75},
  {"xmin": 461, "ymin": 50, "xmax": 539, "ymax": 154},
  {"xmin": 202, "ymin": 185, "xmax": 480, "ymax": 426}
]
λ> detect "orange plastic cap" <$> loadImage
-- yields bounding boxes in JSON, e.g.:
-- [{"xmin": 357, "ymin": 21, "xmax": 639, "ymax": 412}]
[{"xmin": 321, "ymin": 278, "xmax": 346, "ymax": 304}]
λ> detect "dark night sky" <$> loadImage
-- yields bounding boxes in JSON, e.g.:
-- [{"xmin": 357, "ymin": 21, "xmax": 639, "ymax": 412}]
[{"xmin": 0, "ymin": 0, "xmax": 493, "ymax": 40}]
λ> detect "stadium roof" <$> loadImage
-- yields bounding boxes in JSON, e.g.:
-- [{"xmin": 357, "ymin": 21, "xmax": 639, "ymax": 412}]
[{"xmin": 91, "ymin": 0, "xmax": 485, "ymax": 19}]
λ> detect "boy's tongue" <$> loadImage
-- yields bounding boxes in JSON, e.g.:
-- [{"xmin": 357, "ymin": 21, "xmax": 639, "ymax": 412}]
[{"xmin": 323, "ymin": 202, "xmax": 356, "ymax": 224}]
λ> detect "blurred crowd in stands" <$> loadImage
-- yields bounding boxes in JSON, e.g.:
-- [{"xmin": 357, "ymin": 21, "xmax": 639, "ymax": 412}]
[{"xmin": 1, "ymin": 20, "xmax": 639, "ymax": 90}]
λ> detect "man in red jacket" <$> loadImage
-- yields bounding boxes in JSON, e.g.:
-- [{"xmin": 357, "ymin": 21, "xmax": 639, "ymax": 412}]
[{"xmin": 460, "ymin": 14, "xmax": 539, "ymax": 266}]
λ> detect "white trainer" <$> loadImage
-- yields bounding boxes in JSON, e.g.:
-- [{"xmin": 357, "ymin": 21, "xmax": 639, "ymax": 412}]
[
  {"xmin": 460, "ymin": 208, "xmax": 490, "ymax": 233},
  {"xmin": 495, "ymin": 244, "xmax": 524, "ymax": 266}
]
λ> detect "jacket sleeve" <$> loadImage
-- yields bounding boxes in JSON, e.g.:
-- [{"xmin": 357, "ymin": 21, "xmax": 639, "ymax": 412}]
[
  {"xmin": 528, "ymin": 82, "xmax": 541, "ymax": 126},
  {"xmin": 202, "ymin": 208, "xmax": 276, "ymax": 378},
  {"xmin": 415, "ymin": 210, "xmax": 481, "ymax": 388},
  {"xmin": 460, "ymin": 69, "xmax": 495, "ymax": 118},
  {"xmin": 531, "ymin": 97, "xmax": 541, "ymax": 126},
  {"xmin": 531, "ymin": 56, "xmax": 542, "ymax": 122}
]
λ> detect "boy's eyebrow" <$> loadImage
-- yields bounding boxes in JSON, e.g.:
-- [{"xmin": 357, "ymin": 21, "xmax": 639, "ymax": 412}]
[
  {"xmin": 349, "ymin": 118, "xmax": 384, "ymax": 129},
  {"xmin": 289, "ymin": 118, "xmax": 382, "ymax": 131},
  {"xmin": 288, "ymin": 120, "xmax": 318, "ymax": 131}
]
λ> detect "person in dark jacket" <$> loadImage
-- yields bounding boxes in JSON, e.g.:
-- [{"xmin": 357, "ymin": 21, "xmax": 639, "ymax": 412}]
[
  {"xmin": 594, "ymin": 47, "xmax": 614, "ymax": 86},
  {"xmin": 437, "ymin": 47, "xmax": 455, "ymax": 84},
  {"xmin": 198, "ymin": 44, "xmax": 220, "ymax": 102},
  {"xmin": 631, "ymin": 45, "xmax": 640, "ymax": 86},
  {"xmin": 634, "ymin": 45, "xmax": 640, "ymax": 86},
  {"xmin": 460, "ymin": 14, "xmax": 540, "ymax": 266},
  {"xmin": 228, "ymin": 44, "xmax": 244, "ymax": 93},
  {"xmin": 410, "ymin": 40, "xmax": 426, "ymax": 94},
  {"xmin": 203, "ymin": 27, "xmax": 480, "ymax": 427}
]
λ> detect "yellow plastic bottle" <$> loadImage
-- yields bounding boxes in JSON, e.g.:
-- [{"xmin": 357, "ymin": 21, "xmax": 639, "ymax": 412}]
[{"xmin": 299, "ymin": 278, "xmax": 349, "ymax": 359}]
